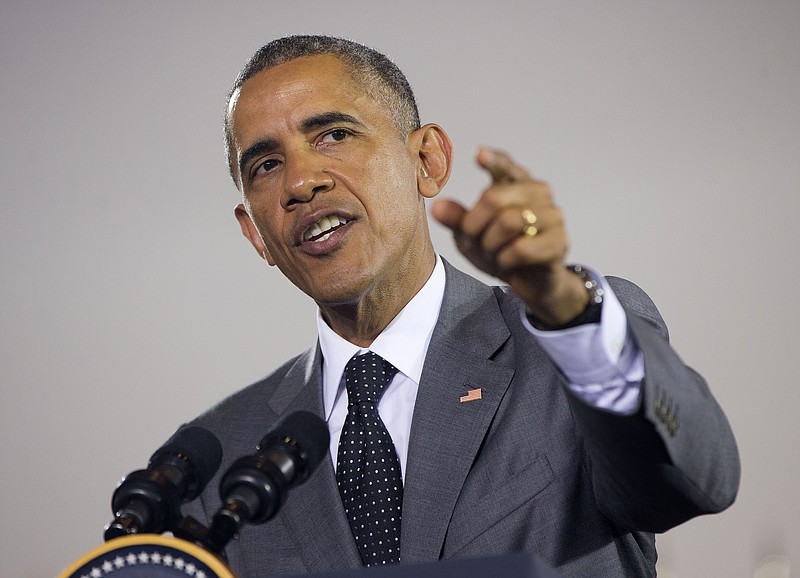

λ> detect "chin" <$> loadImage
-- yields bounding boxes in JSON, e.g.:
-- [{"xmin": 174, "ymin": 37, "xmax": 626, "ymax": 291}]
[{"xmin": 304, "ymin": 274, "xmax": 375, "ymax": 308}]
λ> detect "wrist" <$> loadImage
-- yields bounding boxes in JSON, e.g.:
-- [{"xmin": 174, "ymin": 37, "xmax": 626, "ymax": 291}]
[{"xmin": 526, "ymin": 265, "xmax": 604, "ymax": 330}]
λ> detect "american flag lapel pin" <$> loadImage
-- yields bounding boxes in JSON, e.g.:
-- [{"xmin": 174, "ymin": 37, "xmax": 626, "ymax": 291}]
[{"xmin": 460, "ymin": 387, "xmax": 482, "ymax": 403}]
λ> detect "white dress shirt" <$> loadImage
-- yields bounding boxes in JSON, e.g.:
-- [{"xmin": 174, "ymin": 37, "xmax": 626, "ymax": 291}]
[
  {"xmin": 318, "ymin": 256, "xmax": 445, "ymax": 479},
  {"xmin": 521, "ymin": 270, "xmax": 645, "ymax": 414},
  {"xmin": 318, "ymin": 256, "xmax": 644, "ymax": 479}
]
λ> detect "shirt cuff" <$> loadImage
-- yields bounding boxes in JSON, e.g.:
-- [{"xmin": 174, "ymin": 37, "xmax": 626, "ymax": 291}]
[{"xmin": 520, "ymin": 269, "xmax": 644, "ymax": 414}]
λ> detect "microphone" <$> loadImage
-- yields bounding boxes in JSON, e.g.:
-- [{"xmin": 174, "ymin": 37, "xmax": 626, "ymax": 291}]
[
  {"xmin": 104, "ymin": 426, "xmax": 223, "ymax": 541},
  {"xmin": 202, "ymin": 411, "xmax": 329, "ymax": 554}
]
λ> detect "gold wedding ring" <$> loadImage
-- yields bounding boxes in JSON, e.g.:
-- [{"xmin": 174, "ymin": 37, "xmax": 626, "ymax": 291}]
[{"xmin": 521, "ymin": 209, "xmax": 538, "ymax": 238}]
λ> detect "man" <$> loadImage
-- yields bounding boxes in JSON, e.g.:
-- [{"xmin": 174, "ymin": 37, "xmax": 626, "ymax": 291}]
[{"xmin": 181, "ymin": 35, "xmax": 739, "ymax": 577}]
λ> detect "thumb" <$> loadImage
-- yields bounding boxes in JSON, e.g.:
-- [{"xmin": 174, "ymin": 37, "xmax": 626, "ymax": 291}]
[{"xmin": 430, "ymin": 198, "xmax": 467, "ymax": 233}]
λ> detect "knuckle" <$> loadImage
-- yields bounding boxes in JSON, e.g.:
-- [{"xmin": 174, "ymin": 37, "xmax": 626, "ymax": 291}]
[
  {"xmin": 536, "ymin": 185, "xmax": 553, "ymax": 204},
  {"xmin": 498, "ymin": 241, "xmax": 527, "ymax": 269},
  {"xmin": 493, "ymin": 149, "xmax": 513, "ymax": 165},
  {"xmin": 499, "ymin": 209, "xmax": 523, "ymax": 234},
  {"xmin": 481, "ymin": 187, "xmax": 504, "ymax": 207},
  {"xmin": 517, "ymin": 239, "xmax": 541, "ymax": 261}
]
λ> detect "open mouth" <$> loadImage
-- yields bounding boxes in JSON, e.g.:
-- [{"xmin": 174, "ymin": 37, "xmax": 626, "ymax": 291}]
[{"xmin": 302, "ymin": 215, "xmax": 349, "ymax": 243}]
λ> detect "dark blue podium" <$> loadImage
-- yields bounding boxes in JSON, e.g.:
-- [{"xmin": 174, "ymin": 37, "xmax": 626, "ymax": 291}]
[
  {"xmin": 276, "ymin": 552, "xmax": 562, "ymax": 578},
  {"xmin": 60, "ymin": 536, "xmax": 561, "ymax": 578}
]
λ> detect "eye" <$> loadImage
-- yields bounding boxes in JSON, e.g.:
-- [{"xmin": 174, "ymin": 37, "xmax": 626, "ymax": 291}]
[
  {"xmin": 320, "ymin": 129, "xmax": 351, "ymax": 144},
  {"xmin": 252, "ymin": 158, "xmax": 280, "ymax": 177}
]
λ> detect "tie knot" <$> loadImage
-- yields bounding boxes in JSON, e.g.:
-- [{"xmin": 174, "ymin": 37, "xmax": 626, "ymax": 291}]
[{"xmin": 344, "ymin": 352, "xmax": 399, "ymax": 405}]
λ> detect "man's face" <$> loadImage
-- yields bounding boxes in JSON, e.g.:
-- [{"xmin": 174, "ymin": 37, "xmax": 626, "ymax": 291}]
[{"xmin": 229, "ymin": 54, "xmax": 437, "ymax": 308}]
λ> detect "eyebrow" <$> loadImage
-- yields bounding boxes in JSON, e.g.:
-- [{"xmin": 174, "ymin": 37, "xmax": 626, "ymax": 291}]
[
  {"xmin": 238, "ymin": 111, "xmax": 366, "ymax": 180},
  {"xmin": 238, "ymin": 138, "xmax": 280, "ymax": 180},
  {"xmin": 300, "ymin": 111, "xmax": 364, "ymax": 132}
]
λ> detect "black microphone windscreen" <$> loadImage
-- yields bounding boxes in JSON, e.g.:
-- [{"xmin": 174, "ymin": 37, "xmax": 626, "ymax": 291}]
[
  {"xmin": 259, "ymin": 411, "xmax": 329, "ymax": 470},
  {"xmin": 150, "ymin": 426, "xmax": 223, "ymax": 500}
]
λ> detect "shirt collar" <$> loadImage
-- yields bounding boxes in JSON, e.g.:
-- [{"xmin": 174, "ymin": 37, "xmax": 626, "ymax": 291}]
[{"xmin": 317, "ymin": 255, "xmax": 446, "ymax": 420}]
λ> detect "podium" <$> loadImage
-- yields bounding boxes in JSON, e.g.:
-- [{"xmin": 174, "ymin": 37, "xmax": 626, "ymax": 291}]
[
  {"xmin": 58, "ymin": 535, "xmax": 236, "ymax": 578},
  {"xmin": 276, "ymin": 551, "xmax": 562, "ymax": 578},
  {"xmin": 60, "ymin": 535, "xmax": 562, "ymax": 577}
]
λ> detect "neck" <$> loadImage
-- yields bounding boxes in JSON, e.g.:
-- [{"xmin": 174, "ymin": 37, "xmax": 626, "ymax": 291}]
[{"xmin": 319, "ymin": 251, "xmax": 437, "ymax": 348}]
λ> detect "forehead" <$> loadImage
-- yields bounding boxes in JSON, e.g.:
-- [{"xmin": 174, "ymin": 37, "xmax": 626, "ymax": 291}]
[{"xmin": 229, "ymin": 54, "xmax": 386, "ymax": 141}]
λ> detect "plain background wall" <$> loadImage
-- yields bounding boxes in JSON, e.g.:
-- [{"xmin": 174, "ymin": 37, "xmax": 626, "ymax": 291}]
[{"xmin": 1, "ymin": 2, "xmax": 798, "ymax": 576}]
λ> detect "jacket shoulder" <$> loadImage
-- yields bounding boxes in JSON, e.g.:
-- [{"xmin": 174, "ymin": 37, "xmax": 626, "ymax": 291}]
[{"xmin": 188, "ymin": 349, "xmax": 311, "ymax": 434}]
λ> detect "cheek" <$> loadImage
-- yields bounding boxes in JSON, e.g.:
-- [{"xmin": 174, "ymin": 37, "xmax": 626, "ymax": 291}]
[
  {"xmin": 247, "ymin": 207, "xmax": 284, "ymax": 252},
  {"xmin": 363, "ymin": 150, "xmax": 418, "ymax": 210}
]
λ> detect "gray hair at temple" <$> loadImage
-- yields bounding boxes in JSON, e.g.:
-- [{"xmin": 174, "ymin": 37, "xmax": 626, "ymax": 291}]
[{"xmin": 224, "ymin": 35, "xmax": 421, "ymax": 188}]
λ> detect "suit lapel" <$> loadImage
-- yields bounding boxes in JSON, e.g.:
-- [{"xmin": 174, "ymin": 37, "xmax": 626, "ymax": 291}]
[
  {"xmin": 259, "ymin": 262, "xmax": 516, "ymax": 567},
  {"xmin": 268, "ymin": 346, "xmax": 363, "ymax": 572},
  {"xmin": 401, "ymin": 262, "xmax": 514, "ymax": 562}
]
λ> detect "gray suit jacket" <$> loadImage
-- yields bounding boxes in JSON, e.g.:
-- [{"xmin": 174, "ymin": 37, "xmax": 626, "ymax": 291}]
[{"xmin": 183, "ymin": 262, "xmax": 739, "ymax": 577}]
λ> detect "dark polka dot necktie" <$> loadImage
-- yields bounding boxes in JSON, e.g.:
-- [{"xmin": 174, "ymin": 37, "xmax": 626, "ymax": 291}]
[{"xmin": 336, "ymin": 351, "xmax": 402, "ymax": 566}]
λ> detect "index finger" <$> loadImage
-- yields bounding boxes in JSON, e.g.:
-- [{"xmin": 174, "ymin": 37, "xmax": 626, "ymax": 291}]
[{"xmin": 477, "ymin": 147, "xmax": 532, "ymax": 184}]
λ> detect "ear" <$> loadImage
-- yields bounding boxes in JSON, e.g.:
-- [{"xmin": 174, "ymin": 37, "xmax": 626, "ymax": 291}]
[
  {"xmin": 410, "ymin": 124, "xmax": 453, "ymax": 199},
  {"xmin": 234, "ymin": 203, "xmax": 275, "ymax": 266}
]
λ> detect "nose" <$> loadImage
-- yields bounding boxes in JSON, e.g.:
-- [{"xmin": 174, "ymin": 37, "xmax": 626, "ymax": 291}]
[{"xmin": 280, "ymin": 150, "xmax": 334, "ymax": 209}]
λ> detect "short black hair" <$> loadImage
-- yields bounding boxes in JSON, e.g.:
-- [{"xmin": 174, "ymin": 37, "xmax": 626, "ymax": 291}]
[{"xmin": 225, "ymin": 35, "xmax": 421, "ymax": 187}]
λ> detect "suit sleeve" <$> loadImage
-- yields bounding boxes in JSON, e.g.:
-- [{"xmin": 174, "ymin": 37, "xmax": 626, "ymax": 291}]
[{"xmin": 563, "ymin": 276, "xmax": 740, "ymax": 532}]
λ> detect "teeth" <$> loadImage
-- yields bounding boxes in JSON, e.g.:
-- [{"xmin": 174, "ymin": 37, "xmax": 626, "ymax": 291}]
[
  {"xmin": 303, "ymin": 215, "xmax": 347, "ymax": 241},
  {"xmin": 307, "ymin": 223, "xmax": 323, "ymax": 239}
]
